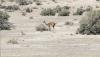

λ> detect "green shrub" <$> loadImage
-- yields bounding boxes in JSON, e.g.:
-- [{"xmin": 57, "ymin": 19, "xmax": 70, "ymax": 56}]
[
  {"xmin": 33, "ymin": 0, "xmax": 40, "ymax": 2},
  {"xmin": 52, "ymin": 0, "xmax": 57, "ymax": 3},
  {"xmin": 21, "ymin": 12, "xmax": 26, "ymax": 16},
  {"xmin": 85, "ymin": 6, "xmax": 93, "ymax": 11},
  {"xmin": 7, "ymin": 39, "xmax": 18, "ymax": 44},
  {"xmin": 5, "ymin": 5, "xmax": 19, "ymax": 12},
  {"xmin": 36, "ymin": 2, "xmax": 42, "ymax": 5},
  {"xmin": 0, "ymin": 11, "xmax": 12, "ymax": 30},
  {"xmin": 58, "ymin": 8, "xmax": 70, "ymax": 16},
  {"xmin": 96, "ymin": 0, "xmax": 100, "ymax": 1},
  {"xmin": 17, "ymin": 0, "xmax": 32, "ymax": 5},
  {"xmin": 40, "ymin": 8, "xmax": 55, "ymax": 16},
  {"xmin": 40, "ymin": 5, "xmax": 70, "ymax": 16},
  {"xmin": 26, "ymin": 8, "xmax": 33, "ymax": 13},
  {"xmin": 36, "ymin": 24, "xmax": 48, "ymax": 32},
  {"xmin": 77, "ymin": 10, "xmax": 100, "ymax": 35},
  {"xmin": 53, "ymin": 5, "xmax": 62, "ymax": 13},
  {"xmin": 63, "ymin": 6, "xmax": 70, "ymax": 9},
  {"xmin": 74, "ymin": 7, "xmax": 85, "ymax": 15},
  {"xmin": 65, "ymin": 21, "xmax": 74, "ymax": 26}
]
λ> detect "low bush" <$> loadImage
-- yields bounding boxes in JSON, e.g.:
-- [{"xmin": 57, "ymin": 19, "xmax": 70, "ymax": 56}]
[
  {"xmin": 36, "ymin": 24, "xmax": 48, "ymax": 32},
  {"xmin": 77, "ymin": 10, "xmax": 100, "ymax": 35},
  {"xmin": 73, "ymin": 7, "xmax": 85, "ymax": 15},
  {"xmin": 96, "ymin": 0, "xmax": 100, "ymax": 1},
  {"xmin": 5, "ymin": 5, "xmax": 19, "ymax": 12},
  {"xmin": 21, "ymin": 12, "xmax": 26, "ymax": 16},
  {"xmin": 65, "ymin": 21, "xmax": 74, "ymax": 26},
  {"xmin": 36, "ymin": 2, "xmax": 42, "ymax": 5},
  {"xmin": 0, "ymin": 11, "xmax": 12, "ymax": 30},
  {"xmin": 7, "ymin": 39, "xmax": 18, "ymax": 44},
  {"xmin": 17, "ymin": 0, "xmax": 32, "ymax": 5},
  {"xmin": 40, "ymin": 5, "xmax": 70, "ymax": 16},
  {"xmin": 85, "ymin": 6, "xmax": 93, "ymax": 11},
  {"xmin": 58, "ymin": 8, "xmax": 70, "ymax": 16},
  {"xmin": 53, "ymin": 5, "xmax": 62, "ymax": 13},
  {"xmin": 26, "ymin": 8, "xmax": 33, "ymax": 13},
  {"xmin": 40, "ymin": 8, "xmax": 55, "ymax": 16}
]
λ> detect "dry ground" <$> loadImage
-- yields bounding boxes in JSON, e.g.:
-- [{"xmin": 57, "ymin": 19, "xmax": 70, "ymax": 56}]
[{"xmin": 0, "ymin": 0, "xmax": 100, "ymax": 57}]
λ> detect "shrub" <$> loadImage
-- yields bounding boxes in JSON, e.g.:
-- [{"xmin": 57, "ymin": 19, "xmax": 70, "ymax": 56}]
[
  {"xmin": 77, "ymin": 10, "xmax": 100, "ymax": 35},
  {"xmin": 63, "ymin": 6, "xmax": 70, "ymax": 9},
  {"xmin": 0, "ymin": 5, "xmax": 6, "ymax": 9},
  {"xmin": 36, "ymin": 2, "xmax": 42, "ymax": 5},
  {"xmin": 26, "ymin": 8, "xmax": 33, "ymax": 13},
  {"xmin": 21, "ymin": 12, "xmax": 26, "ymax": 16},
  {"xmin": 96, "ymin": 0, "xmax": 100, "ymax": 1},
  {"xmin": 85, "ymin": 6, "xmax": 93, "ymax": 11},
  {"xmin": 0, "ymin": 11, "xmax": 12, "ymax": 30},
  {"xmin": 40, "ymin": 5, "xmax": 70, "ymax": 16},
  {"xmin": 58, "ymin": 8, "xmax": 70, "ymax": 16},
  {"xmin": 7, "ymin": 39, "xmax": 18, "ymax": 44},
  {"xmin": 73, "ymin": 7, "xmax": 85, "ymax": 15},
  {"xmin": 65, "ymin": 21, "xmax": 74, "ymax": 26},
  {"xmin": 29, "ymin": 16, "xmax": 34, "ymax": 19},
  {"xmin": 40, "ymin": 8, "xmax": 55, "ymax": 16},
  {"xmin": 53, "ymin": 5, "xmax": 62, "ymax": 13},
  {"xmin": 5, "ymin": 5, "xmax": 19, "ymax": 12},
  {"xmin": 36, "ymin": 24, "xmax": 48, "ymax": 32},
  {"xmin": 17, "ymin": 0, "xmax": 32, "ymax": 5},
  {"xmin": 33, "ymin": 0, "xmax": 40, "ymax": 2},
  {"xmin": 52, "ymin": 0, "xmax": 57, "ymax": 3},
  {"xmin": 8, "ymin": 0, "xmax": 14, "ymax": 2}
]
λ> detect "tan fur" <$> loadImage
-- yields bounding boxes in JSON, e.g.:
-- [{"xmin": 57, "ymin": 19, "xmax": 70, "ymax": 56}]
[{"xmin": 43, "ymin": 20, "xmax": 56, "ymax": 31}]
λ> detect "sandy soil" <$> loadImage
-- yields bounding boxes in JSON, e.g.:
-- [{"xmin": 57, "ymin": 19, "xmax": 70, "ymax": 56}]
[{"xmin": 0, "ymin": 0, "xmax": 100, "ymax": 57}]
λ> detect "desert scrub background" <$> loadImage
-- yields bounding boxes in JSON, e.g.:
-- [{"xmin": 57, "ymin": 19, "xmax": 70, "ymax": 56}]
[
  {"xmin": 0, "ymin": 11, "xmax": 12, "ymax": 30},
  {"xmin": 40, "ymin": 5, "xmax": 70, "ymax": 16},
  {"xmin": 77, "ymin": 9, "xmax": 100, "ymax": 35}
]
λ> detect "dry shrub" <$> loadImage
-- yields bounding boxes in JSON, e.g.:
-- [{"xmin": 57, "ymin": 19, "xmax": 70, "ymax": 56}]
[
  {"xmin": 36, "ymin": 24, "xmax": 48, "ymax": 32},
  {"xmin": 7, "ymin": 39, "xmax": 18, "ymax": 44},
  {"xmin": 0, "ymin": 11, "xmax": 13, "ymax": 30},
  {"xmin": 77, "ymin": 9, "xmax": 100, "ymax": 35},
  {"xmin": 40, "ymin": 8, "xmax": 55, "ymax": 16},
  {"xmin": 5, "ymin": 5, "xmax": 19, "ymax": 12},
  {"xmin": 65, "ymin": 21, "xmax": 74, "ymax": 26},
  {"xmin": 26, "ymin": 7, "xmax": 33, "ymax": 13},
  {"xmin": 73, "ymin": 7, "xmax": 85, "ymax": 15}
]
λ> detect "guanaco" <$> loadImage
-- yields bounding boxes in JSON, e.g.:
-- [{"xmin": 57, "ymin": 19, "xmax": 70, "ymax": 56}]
[{"xmin": 43, "ymin": 20, "xmax": 56, "ymax": 31}]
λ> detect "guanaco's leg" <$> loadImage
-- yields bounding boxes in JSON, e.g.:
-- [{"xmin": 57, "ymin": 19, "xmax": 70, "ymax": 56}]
[{"xmin": 53, "ymin": 24, "xmax": 55, "ymax": 29}]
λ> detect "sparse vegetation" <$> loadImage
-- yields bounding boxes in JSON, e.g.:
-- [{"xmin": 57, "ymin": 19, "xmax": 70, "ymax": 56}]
[
  {"xmin": 52, "ymin": 0, "xmax": 57, "ymax": 3},
  {"xmin": 40, "ymin": 5, "xmax": 70, "ymax": 16},
  {"xmin": 17, "ymin": 0, "xmax": 32, "ymax": 5},
  {"xmin": 36, "ymin": 2, "xmax": 42, "ymax": 5},
  {"xmin": 22, "ymin": 12, "xmax": 27, "ymax": 16},
  {"xmin": 58, "ymin": 8, "xmax": 70, "ymax": 16},
  {"xmin": 65, "ymin": 21, "xmax": 74, "ymax": 26},
  {"xmin": 29, "ymin": 16, "xmax": 34, "ymax": 19},
  {"xmin": 96, "ymin": 0, "xmax": 100, "ymax": 1},
  {"xmin": 40, "ymin": 8, "xmax": 55, "ymax": 16},
  {"xmin": 73, "ymin": 7, "xmax": 85, "ymax": 15},
  {"xmin": 7, "ymin": 39, "xmax": 18, "ymax": 44},
  {"xmin": 0, "ymin": 11, "xmax": 12, "ymax": 30},
  {"xmin": 77, "ymin": 10, "xmax": 100, "ymax": 35},
  {"xmin": 53, "ymin": 5, "xmax": 62, "ymax": 13},
  {"xmin": 26, "ymin": 7, "xmax": 33, "ymax": 13},
  {"xmin": 85, "ymin": 6, "xmax": 93, "ymax": 11},
  {"xmin": 36, "ymin": 24, "xmax": 48, "ymax": 32},
  {"xmin": 5, "ymin": 5, "xmax": 19, "ymax": 12}
]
